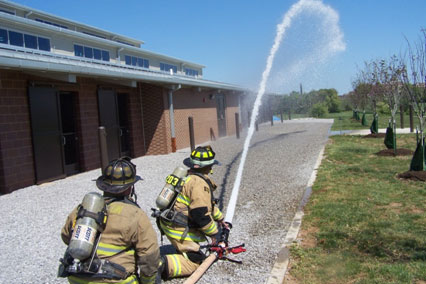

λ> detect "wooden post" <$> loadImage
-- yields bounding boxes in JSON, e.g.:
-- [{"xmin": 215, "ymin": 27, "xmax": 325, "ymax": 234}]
[
  {"xmin": 188, "ymin": 117, "xmax": 195, "ymax": 151},
  {"xmin": 235, "ymin": 113, "xmax": 240, "ymax": 139},
  {"xmin": 409, "ymin": 104, "xmax": 414, "ymax": 133},
  {"xmin": 98, "ymin": 126, "xmax": 109, "ymax": 172},
  {"xmin": 280, "ymin": 110, "xmax": 283, "ymax": 123},
  {"xmin": 271, "ymin": 114, "xmax": 274, "ymax": 126}
]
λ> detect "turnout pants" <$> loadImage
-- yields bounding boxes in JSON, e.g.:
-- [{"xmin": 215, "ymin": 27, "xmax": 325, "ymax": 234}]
[{"xmin": 164, "ymin": 237, "xmax": 206, "ymax": 278}]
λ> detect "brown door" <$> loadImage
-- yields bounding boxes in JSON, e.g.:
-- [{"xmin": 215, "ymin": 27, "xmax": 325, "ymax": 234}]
[
  {"xmin": 97, "ymin": 89, "xmax": 121, "ymax": 162},
  {"xmin": 28, "ymin": 86, "xmax": 65, "ymax": 183},
  {"xmin": 216, "ymin": 94, "xmax": 227, "ymax": 137}
]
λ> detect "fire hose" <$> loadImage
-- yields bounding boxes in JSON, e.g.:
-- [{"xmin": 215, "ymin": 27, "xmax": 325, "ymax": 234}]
[{"xmin": 183, "ymin": 222, "xmax": 246, "ymax": 284}]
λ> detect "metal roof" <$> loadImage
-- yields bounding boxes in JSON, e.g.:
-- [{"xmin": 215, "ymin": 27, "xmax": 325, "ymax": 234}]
[{"xmin": 0, "ymin": 44, "xmax": 245, "ymax": 91}]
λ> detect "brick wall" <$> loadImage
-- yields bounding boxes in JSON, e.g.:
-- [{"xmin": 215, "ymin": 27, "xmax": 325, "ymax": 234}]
[
  {"xmin": 0, "ymin": 69, "xmax": 242, "ymax": 194},
  {"xmin": 0, "ymin": 70, "xmax": 34, "ymax": 194},
  {"xmin": 121, "ymin": 86, "xmax": 145, "ymax": 158},
  {"xmin": 139, "ymin": 83, "xmax": 169, "ymax": 155},
  {"xmin": 172, "ymin": 89, "xmax": 241, "ymax": 149},
  {"xmin": 0, "ymin": 70, "xmax": 148, "ymax": 194},
  {"xmin": 74, "ymin": 77, "xmax": 100, "ymax": 171},
  {"xmin": 225, "ymin": 92, "xmax": 240, "ymax": 136}
]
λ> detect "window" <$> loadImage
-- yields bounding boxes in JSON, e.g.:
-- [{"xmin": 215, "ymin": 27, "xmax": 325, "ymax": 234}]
[
  {"xmin": 124, "ymin": 55, "xmax": 149, "ymax": 68},
  {"xmin": 0, "ymin": 28, "xmax": 8, "ymax": 44},
  {"xmin": 0, "ymin": 9, "xmax": 15, "ymax": 15},
  {"xmin": 38, "ymin": 37, "xmax": 50, "ymax": 51},
  {"xmin": 74, "ymin": 44, "xmax": 83, "ymax": 56},
  {"xmin": 160, "ymin": 63, "xmax": 177, "ymax": 74},
  {"xmin": 0, "ymin": 28, "xmax": 50, "ymax": 51},
  {"xmin": 74, "ymin": 44, "xmax": 109, "ymax": 62},
  {"xmin": 137, "ymin": 58, "xmax": 143, "ymax": 67},
  {"xmin": 24, "ymin": 34, "xmax": 37, "ymax": 49},
  {"xmin": 143, "ymin": 59, "xmax": 149, "ymax": 68},
  {"xmin": 84, "ymin": 46, "xmax": 93, "ymax": 59},
  {"xmin": 101, "ymin": 50, "xmax": 109, "ymax": 61},
  {"xmin": 93, "ymin": 48, "xmax": 102, "ymax": 60},
  {"xmin": 185, "ymin": 68, "xmax": 199, "ymax": 77},
  {"xmin": 9, "ymin": 31, "xmax": 23, "ymax": 46}
]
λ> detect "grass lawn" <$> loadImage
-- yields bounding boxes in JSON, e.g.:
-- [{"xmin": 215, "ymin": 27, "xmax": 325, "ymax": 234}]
[
  {"xmin": 276, "ymin": 111, "xmax": 414, "ymax": 131},
  {"xmin": 288, "ymin": 134, "xmax": 426, "ymax": 284},
  {"xmin": 327, "ymin": 111, "xmax": 413, "ymax": 131}
]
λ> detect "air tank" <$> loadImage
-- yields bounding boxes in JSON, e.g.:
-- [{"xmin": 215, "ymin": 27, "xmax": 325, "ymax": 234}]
[
  {"xmin": 156, "ymin": 166, "xmax": 187, "ymax": 209},
  {"xmin": 68, "ymin": 192, "xmax": 105, "ymax": 261}
]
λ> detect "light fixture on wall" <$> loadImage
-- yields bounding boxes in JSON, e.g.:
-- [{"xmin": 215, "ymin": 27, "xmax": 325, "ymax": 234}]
[{"xmin": 209, "ymin": 94, "xmax": 215, "ymax": 100}]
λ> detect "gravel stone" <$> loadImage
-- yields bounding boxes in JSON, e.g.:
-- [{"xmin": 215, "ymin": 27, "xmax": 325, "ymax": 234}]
[{"xmin": 0, "ymin": 118, "xmax": 332, "ymax": 284}]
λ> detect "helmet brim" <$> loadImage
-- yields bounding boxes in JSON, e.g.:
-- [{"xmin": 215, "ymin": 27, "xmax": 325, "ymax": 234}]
[
  {"xmin": 96, "ymin": 175, "xmax": 142, "ymax": 194},
  {"xmin": 183, "ymin": 157, "xmax": 221, "ymax": 169}
]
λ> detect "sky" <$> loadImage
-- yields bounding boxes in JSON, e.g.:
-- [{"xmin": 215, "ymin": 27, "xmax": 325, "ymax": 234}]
[{"xmin": 8, "ymin": 0, "xmax": 426, "ymax": 95}]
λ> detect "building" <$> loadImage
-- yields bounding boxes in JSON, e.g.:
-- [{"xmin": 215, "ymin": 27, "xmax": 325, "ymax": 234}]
[{"xmin": 0, "ymin": 0, "xmax": 246, "ymax": 194}]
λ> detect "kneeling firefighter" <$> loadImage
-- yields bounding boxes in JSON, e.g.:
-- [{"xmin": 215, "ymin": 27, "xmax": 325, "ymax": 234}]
[
  {"xmin": 59, "ymin": 157, "xmax": 161, "ymax": 284},
  {"xmin": 155, "ymin": 146, "xmax": 226, "ymax": 279}
]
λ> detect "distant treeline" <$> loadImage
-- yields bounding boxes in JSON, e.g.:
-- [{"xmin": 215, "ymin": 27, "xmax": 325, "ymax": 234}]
[{"xmin": 275, "ymin": 88, "xmax": 345, "ymax": 117}]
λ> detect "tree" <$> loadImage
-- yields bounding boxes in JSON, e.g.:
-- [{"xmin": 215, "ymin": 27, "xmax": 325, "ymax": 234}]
[
  {"xmin": 400, "ymin": 30, "xmax": 426, "ymax": 170},
  {"xmin": 310, "ymin": 102, "xmax": 328, "ymax": 118},
  {"xmin": 372, "ymin": 56, "xmax": 404, "ymax": 153},
  {"xmin": 318, "ymin": 88, "xmax": 340, "ymax": 113}
]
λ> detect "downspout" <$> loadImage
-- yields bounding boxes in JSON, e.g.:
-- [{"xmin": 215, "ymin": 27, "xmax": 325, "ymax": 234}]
[{"xmin": 168, "ymin": 84, "xmax": 181, "ymax": 152}]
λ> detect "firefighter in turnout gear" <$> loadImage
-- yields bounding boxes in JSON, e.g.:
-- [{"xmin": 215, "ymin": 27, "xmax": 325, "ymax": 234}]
[
  {"xmin": 158, "ymin": 146, "xmax": 225, "ymax": 279},
  {"xmin": 60, "ymin": 157, "xmax": 161, "ymax": 284}
]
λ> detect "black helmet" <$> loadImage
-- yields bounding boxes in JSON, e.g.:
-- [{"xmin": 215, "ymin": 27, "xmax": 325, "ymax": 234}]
[
  {"xmin": 183, "ymin": 145, "xmax": 221, "ymax": 169},
  {"xmin": 96, "ymin": 157, "xmax": 142, "ymax": 194}
]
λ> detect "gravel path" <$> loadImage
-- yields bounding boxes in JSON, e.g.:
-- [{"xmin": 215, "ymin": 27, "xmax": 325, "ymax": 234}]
[{"xmin": 0, "ymin": 118, "xmax": 332, "ymax": 284}]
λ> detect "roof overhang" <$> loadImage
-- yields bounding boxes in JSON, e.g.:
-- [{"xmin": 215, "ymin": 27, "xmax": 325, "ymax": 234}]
[{"xmin": 0, "ymin": 46, "xmax": 245, "ymax": 92}]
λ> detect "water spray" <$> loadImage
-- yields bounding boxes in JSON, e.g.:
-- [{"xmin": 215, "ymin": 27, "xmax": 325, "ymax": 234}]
[
  {"xmin": 224, "ymin": 0, "xmax": 345, "ymax": 224},
  {"xmin": 184, "ymin": 1, "xmax": 345, "ymax": 282}
]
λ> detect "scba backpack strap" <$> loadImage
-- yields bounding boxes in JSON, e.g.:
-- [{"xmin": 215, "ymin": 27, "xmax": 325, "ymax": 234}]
[
  {"xmin": 76, "ymin": 205, "xmax": 108, "ymax": 232},
  {"xmin": 59, "ymin": 199, "xmax": 132, "ymax": 280}
]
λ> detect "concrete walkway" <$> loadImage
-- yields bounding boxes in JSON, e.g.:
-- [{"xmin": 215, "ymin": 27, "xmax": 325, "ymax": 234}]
[{"xmin": 330, "ymin": 128, "xmax": 414, "ymax": 136}]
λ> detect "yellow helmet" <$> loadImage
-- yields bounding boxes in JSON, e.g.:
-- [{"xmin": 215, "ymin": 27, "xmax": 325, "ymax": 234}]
[{"xmin": 183, "ymin": 146, "xmax": 221, "ymax": 169}]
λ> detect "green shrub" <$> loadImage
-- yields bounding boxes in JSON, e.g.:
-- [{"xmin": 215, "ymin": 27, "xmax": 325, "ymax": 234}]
[
  {"xmin": 311, "ymin": 103, "xmax": 329, "ymax": 118},
  {"xmin": 377, "ymin": 102, "xmax": 390, "ymax": 115}
]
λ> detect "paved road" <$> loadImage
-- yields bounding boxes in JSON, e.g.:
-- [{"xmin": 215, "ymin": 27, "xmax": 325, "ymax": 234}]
[{"xmin": 0, "ymin": 118, "xmax": 332, "ymax": 284}]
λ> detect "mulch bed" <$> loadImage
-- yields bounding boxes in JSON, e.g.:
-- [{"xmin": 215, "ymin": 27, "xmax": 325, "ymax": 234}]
[
  {"xmin": 363, "ymin": 133, "xmax": 386, "ymax": 138},
  {"xmin": 375, "ymin": 148, "xmax": 413, "ymax": 156},
  {"xmin": 397, "ymin": 171, "xmax": 426, "ymax": 182}
]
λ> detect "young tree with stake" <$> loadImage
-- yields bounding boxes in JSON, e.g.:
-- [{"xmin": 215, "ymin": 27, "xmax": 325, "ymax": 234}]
[
  {"xmin": 400, "ymin": 30, "xmax": 426, "ymax": 170},
  {"xmin": 372, "ymin": 56, "xmax": 404, "ymax": 154}
]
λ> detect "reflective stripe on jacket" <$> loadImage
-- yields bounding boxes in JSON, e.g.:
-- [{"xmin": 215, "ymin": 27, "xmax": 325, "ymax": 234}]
[
  {"xmin": 160, "ymin": 173, "xmax": 223, "ymax": 242},
  {"xmin": 61, "ymin": 198, "xmax": 160, "ymax": 283}
]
